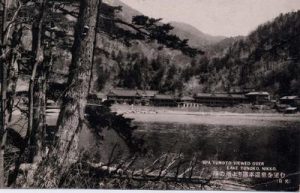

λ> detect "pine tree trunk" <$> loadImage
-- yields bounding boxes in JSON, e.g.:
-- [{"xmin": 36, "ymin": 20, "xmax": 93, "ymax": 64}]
[
  {"xmin": 29, "ymin": 0, "xmax": 101, "ymax": 188},
  {"xmin": 27, "ymin": 0, "xmax": 46, "ymax": 163},
  {"xmin": 0, "ymin": 0, "xmax": 8, "ymax": 187},
  {"xmin": 55, "ymin": 0, "xmax": 101, "ymax": 168}
]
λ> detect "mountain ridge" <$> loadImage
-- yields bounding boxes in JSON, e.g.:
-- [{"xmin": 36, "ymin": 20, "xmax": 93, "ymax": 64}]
[
  {"xmin": 115, "ymin": 0, "xmax": 226, "ymax": 48},
  {"xmin": 169, "ymin": 21, "xmax": 226, "ymax": 49}
]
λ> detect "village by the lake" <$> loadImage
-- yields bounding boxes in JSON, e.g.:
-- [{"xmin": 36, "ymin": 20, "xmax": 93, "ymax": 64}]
[
  {"xmin": 11, "ymin": 84, "xmax": 300, "ymax": 124},
  {"xmin": 1, "ymin": 0, "xmax": 300, "ymax": 191}
]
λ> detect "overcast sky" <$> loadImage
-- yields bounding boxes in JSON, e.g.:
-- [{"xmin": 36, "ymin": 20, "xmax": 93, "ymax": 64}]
[{"xmin": 119, "ymin": 0, "xmax": 300, "ymax": 37}]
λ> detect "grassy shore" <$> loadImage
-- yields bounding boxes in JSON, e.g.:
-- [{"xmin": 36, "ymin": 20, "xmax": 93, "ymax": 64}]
[{"xmin": 111, "ymin": 104, "xmax": 300, "ymax": 126}]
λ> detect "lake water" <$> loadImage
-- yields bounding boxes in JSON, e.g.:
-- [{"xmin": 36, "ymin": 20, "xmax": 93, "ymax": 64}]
[{"xmin": 132, "ymin": 120, "xmax": 300, "ymax": 191}]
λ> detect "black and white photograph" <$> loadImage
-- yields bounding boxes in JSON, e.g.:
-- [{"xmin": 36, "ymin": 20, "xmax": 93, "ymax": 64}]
[{"xmin": 0, "ymin": 0, "xmax": 300, "ymax": 191}]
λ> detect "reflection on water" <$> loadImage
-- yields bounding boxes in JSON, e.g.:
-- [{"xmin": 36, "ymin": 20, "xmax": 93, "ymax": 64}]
[{"xmin": 133, "ymin": 121, "xmax": 300, "ymax": 191}]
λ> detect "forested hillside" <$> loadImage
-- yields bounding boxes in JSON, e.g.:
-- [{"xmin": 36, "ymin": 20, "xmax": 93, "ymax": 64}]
[
  {"xmin": 37, "ymin": 1, "xmax": 300, "ymax": 97},
  {"xmin": 49, "ymin": 0, "xmax": 223, "ymax": 94},
  {"xmin": 185, "ymin": 11, "xmax": 300, "ymax": 97},
  {"xmin": 92, "ymin": 3, "xmax": 300, "ymax": 97}
]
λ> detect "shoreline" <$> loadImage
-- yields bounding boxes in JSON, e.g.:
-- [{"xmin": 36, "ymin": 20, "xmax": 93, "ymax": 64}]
[{"xmin": 111, "ymin": 104, "xmax": 300, "ymax": 126}]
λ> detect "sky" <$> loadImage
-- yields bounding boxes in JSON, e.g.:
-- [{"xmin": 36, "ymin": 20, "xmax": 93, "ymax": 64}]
[{"xmin": 119, "ymin": 0, "xmax": 300, "ymax": 37}]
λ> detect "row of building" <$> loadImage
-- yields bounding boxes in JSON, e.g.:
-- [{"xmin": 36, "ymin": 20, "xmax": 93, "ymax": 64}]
[
  {"xmin": 4, "ymin": 84, "xmax": 299, "ymax": 111},
  {"xmin": 88, "ymin": 89, "xmax": 276, "ymax": 108}
]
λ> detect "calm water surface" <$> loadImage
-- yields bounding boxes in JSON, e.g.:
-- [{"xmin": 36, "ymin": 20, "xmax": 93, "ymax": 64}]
[{"xmin": 133, "ymin": 120, "xmax": 300, "ymax": 191}]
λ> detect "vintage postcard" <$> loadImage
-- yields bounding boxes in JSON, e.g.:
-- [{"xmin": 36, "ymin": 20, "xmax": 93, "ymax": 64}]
[{"xmin": 0, "ymin": 0, "xmax": 299, "ymax": 191}]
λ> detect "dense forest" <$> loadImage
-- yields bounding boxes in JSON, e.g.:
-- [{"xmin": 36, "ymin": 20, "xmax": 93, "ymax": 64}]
[
  {"xmin": 190, "ymin": 11, "xmax": 300, "ymax": 97},
  {"xmin": 8, "ymin": 0, "xmax": 299, "ymax": 97},
  {"xmin": 48, "ymin": 0, "xmax": 203, "ymax": 95}
]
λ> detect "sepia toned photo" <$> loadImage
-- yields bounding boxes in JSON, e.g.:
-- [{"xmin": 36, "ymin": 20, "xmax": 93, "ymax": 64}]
[{"xmin": 0, "ymin": 0, "xmax": 299, "ymax": 191}]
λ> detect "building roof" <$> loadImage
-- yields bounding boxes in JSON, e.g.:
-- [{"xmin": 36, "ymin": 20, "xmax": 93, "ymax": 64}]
[
  {"xmin": 195, "ymin": 93, "xmax": 212, "ymax": 98},
  {"xmin": 196, "ymin": 93, "xmax": 246, "ymax": 99},
  {"xmin": 230, "ymin": 94, "xmax": 248, "ymax": 99},
  {"xmin": 180, "ymin": 96, "xmax": 195, "ymax": 101},
  {"xmin": 107, "ymin": 89, "xmax": 140, "ymax": 97},
  {"xmin": 280, "ymin": 96, "xmax": 300, "ymax": 100},
  {"xmin": 246, "ymin": 92, "xmax": 270, "ymax": 96},
  {"xmin": 153, "ymin": 94, "xmax": 175, "ymax": 100},
  {"xmin": 286, "ymin": 107, "xmax": 297, "ymax": 111},
  {"xmin": 139, "ymin": 90, "xmax": 158, "ymax": 97},
  {"xmin": 107, "ymin": 89, "xmax": 158, "ymax": 98},
  {"xmin": 212, "ymin": 93, "xmax": 230, "ymax": 98}
]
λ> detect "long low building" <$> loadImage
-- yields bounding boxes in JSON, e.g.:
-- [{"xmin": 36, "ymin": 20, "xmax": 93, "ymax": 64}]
[
  {"xmin": 194, "ymin": 93, "xmax": 250, "ymax": 107},
  {"xmin": 107, "ymin": 89, "xmax": 158, "ymax": 105},
  {"xmin": 104, "ymin": 89, "xmax": 271, "ymax": 107},
  {"xmin": 280, "ymin": 96, "xmax": 300, "ymax": 108},
  {"xmin": 177, "ymin": 96, "xmax": 200, "ymax": 108},
  {"xmin": 107, "ymin": 89, "xmax": 142, "ymax": 104},
  {"xmin": 245, "ymin": 92, "xmax": 271, "ymax": 105},
  {"xmin": 151, "ymin": 94, "xmax": 178, "ymax": 107}
]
